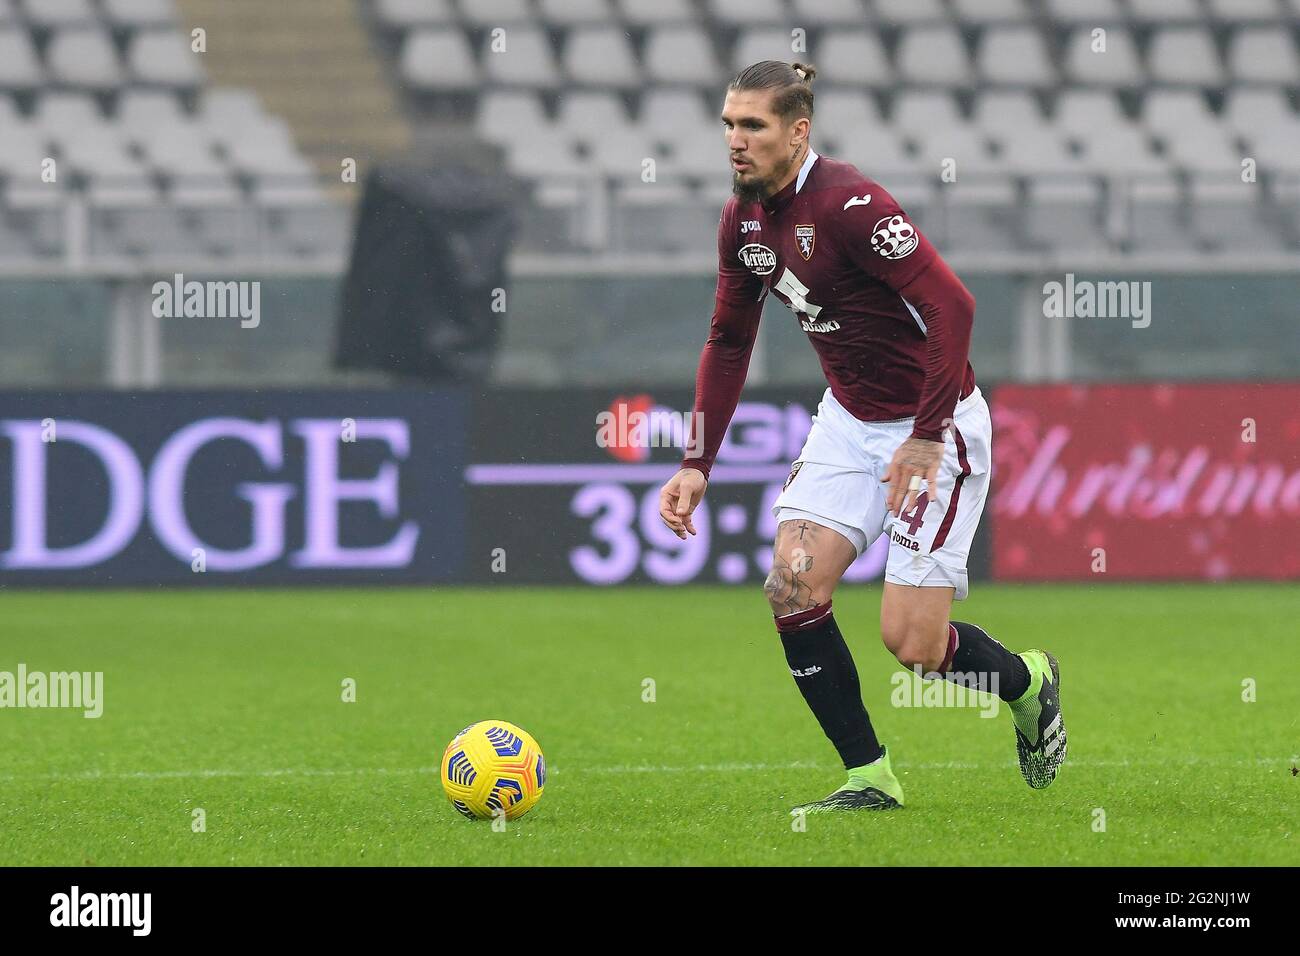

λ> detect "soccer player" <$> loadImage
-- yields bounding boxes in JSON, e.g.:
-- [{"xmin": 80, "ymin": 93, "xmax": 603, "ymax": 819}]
[{"xmin": 658, "ymin": 61, "xmax": 1066, "ymax": 813}]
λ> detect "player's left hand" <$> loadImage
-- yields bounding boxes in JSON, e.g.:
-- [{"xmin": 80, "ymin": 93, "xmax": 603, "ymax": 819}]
[{"xmin": 881, "ymin": 437, "xmax": 945, "ymax": 518}]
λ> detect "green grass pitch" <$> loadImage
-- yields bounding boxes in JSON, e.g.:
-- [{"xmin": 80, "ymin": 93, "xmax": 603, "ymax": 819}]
[{"xmin": 1, "ymin": 584, "xmax": 1296, "ymax": 866}]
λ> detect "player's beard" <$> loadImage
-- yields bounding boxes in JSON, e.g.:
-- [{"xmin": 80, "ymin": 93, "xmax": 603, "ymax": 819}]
[{"xmin": 732, "ymin": 149, "xmax": 800, "ymax": 204}]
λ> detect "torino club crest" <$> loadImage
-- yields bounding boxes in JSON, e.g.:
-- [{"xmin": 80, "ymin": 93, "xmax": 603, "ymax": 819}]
[{"xmin": 795, "ymin": 224, "xmax": 815, "ymax": 260}]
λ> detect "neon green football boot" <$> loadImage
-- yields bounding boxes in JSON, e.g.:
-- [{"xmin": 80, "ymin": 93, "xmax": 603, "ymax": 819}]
[
  {"xmin": 1009, "ymin": 649, "xmax": 1067, "ymax": 789},
  {"xmin": 790, "ymin": 746, "xmax": 905, "ymax": 814}
]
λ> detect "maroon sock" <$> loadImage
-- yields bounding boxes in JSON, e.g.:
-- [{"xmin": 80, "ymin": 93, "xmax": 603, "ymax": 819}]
[
  {"xmin": 941, "ymin": 621, "xmax": 1030, "ymax": 702},
  {"xmin": 776, "ymin": 601, "xmax": 883, "ymax": 769}
]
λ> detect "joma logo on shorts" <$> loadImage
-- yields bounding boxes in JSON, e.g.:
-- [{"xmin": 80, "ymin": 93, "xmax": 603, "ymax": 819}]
[{"xmin": 891, "ymin": 528, "xmax": 919, "ymax": 552}]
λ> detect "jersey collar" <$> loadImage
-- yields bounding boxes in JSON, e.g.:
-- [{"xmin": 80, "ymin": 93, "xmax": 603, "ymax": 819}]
[
  {"xmin": 796, "ymin": 146, "xmax": 819, "ymax": 193},
  {"xmin": 762, "ymin": 146, "xmax": 819, "ymax": 214}
]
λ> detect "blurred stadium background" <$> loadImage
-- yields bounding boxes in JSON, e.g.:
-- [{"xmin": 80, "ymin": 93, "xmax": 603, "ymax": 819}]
[
  {"xmin": 2, "ymin": 0, "xmax": 1298, "ymax": 587},
  {"xmin": 1, "ymin": 0, "xmax": 1299, "ymax": 390},
  {"xmin": 2, "ymin": 0, "xmax": 1298, "ymax": 869}
]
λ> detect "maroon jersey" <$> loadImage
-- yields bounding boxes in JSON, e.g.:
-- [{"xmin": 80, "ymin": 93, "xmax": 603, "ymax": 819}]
[{"xmin": 683, "ymin": 149, "xmax": 977, "ymax": 478}]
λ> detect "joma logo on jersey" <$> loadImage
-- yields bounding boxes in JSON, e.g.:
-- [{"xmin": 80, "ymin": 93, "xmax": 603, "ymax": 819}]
[
  {"xmin": 737, "ymin": 243, "xmax": 777, "ymax": 276},
  {"xmin": 795, "ymin": 224, "xmax": 815, "ymax": 260},
  {"xmin": 740, "ymin": 220, "xmax": 761, "ymax": 234}
]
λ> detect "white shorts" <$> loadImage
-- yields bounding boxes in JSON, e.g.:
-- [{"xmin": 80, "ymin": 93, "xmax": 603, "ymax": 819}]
[{"xmin": 771, "ymin": 386, "xmax": 992, "ymax": 600}]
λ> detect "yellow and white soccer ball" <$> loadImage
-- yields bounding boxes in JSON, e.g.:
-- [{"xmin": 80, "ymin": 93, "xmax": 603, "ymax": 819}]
[{"xmin": 441, "ymin": 720, "xmax": 546, "ymax": 821}]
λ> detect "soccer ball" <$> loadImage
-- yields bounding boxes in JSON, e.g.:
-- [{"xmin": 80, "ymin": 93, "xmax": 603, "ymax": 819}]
[{"xmin": 440, "ymin": 720, "xmax": 546, "ymax": 821}]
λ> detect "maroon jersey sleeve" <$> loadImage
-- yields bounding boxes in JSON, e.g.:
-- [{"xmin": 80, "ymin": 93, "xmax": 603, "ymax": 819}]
[
  {"xmin": 838, "ymin": 188, "xmax": 975, "ymax": 442},
  {"xmin": 681, "ymin": 200, "xmax": 766, "ymax": 478}
]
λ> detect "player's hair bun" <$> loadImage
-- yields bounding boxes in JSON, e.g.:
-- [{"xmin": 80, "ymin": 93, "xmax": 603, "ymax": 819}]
[{"xmin": 792, "ymin": 62, "xmax": 817, "ymax": 84}]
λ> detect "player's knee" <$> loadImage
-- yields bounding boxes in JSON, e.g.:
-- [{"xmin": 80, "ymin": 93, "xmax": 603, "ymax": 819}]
[
  {"xmin": 763, "ymin": 561, "xmax": 833, "ymax": 616},
  {"xmin": 881, "ymin": 621, "xmax": 947, "ymax": 673}
]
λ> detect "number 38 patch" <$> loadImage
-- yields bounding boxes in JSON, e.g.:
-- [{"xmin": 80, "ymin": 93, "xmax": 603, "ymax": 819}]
[{"xmin": 870, "ymin": 214, "xmax": 918, "ymax": 260}]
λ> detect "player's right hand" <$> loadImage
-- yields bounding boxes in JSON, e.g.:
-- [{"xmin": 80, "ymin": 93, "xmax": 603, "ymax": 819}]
[{"xmin": 658, "ymin": 467, "xmax": 708, "ymax": 539}]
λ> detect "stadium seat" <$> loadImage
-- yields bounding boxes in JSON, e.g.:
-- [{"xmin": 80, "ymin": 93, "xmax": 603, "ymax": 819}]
[
  {"xmin": 1075, "ymin": 125, "xmax": 1165, "ymax": 176},
  {"xmin": 476, "ymin": 90, "xmax": 551, "ymax": 145},
  {"xmin": 564, "ymin": 26, "xmax": 640, "ymax": 88},
  {"xmin": 614, "ymin": 0, "xmax": 695, "ymax": 26},
  {"xmin": 640, "ymin": 88, "xmax": 715, "ymax": 148},
  {"xmin": 839, "ymin": 127, "xmax": 914, "ymax": 174},
  {"xmin": 1147, "ymin": 28, "xmax": 1225, "ymax": 87},
  {"xmin": 116, "ymin": 88, "xmax": 185, "ymax": 134},
  {"xmin": 373, "ymin": 0, "xmax": 456, "ymax": 28},
  {"xmin": 1024, "ymin": 174, "xmax": 1107, "ymax": 250},
  {"xmin": 891, "ymin": 90, "xmax": 963, "ymax": 135},
  {"xmin": 896, "ymin": 27, "xmax": 974, "ymax": 87},
  {"xmin": 949, "ymin": 0, "xmax": 1031, "ymax": 23},
  {"xmin": 1126, "ymin": 0, "xmax": 1203, "ymax": 22},
  {"xmin": 457, "ymin": 0, "xmax": 534, "ymax": 26},
  {"xmin": 789, "ymin": 0, "xmax": 867, "ymax": 26},
  {"xmin": 1163, "ymin": 129, "xmax": 1242, "ymax": 174},
  {"xmin": 589, "ymin": 129, "xmax": 661, "ymax": 179},
  {"xmin": 505, "ymin": 130, "xmax": 594, "ymax": 181},
  {"xmin": 977, "ymin": 27, "xmax": 1056, "ymax": 88},
  {"xmin": 1127, "ymin": 175, "xmax": 1195, "ymax": 250},
  {"xmin": 556, "ymin": 90, "xmax": 631, "ymax": 146},
  {"xmin": 199, "ymin": 87, "xmax": 266, "ymax": 134},
  {"xmin": 1227, "ymin": 28, "xmax": 1300, "ymax": 85},
  {"xmin": 0, "ymin": 92, "xmax": 18, "ymax": 125},
  {"xmin": 0, "ymin": 28, "xmax": 43, "ymax": 89},
  {"xmin": 537, "ymin": 0, "xmax": 615, "ymax": 24},
  {"xmin": 664, "ymin": 130, "xmax": 729, "ymax": 177},
  {"xmin": 1053, "ymin": 89, "xmax": 1128, "ymax": 137},
  {"xmin": 996, "ymin": 125, "xmax": 1079, "ymax": 174},
  {"xmin": 1205, "ymin": 0, "xmax": 1285, "ymax": 21},
  {"xmin": 47, "ymin": 28, "xmax": 124, "ymax": 90},
  {"xmin": 707, "ymin": 0, "xmax": 787, "ymax": 26},
  {"xmin": 872, "ymin": 0, "xmax": 949, "ymax": 25},
  {"xmin": 142, "ymin": 126, "xmax": 230, "ymax": 185},
  {"xmin": 972, "ymin": 90, "xmax": 1046, "ymax": 138},
  {"xmin": 1143, "ymin": 89, "xmax": 1218, "ymax": 135},
  {"xmin": 813, "ymin": 89, "xmax": 883, "ymax": 142},
  {"xmin": 1240, "ymin": 124, "xmax": 1300, "ymax": 170},
  {"xmin": 21, "ymin": 0, "xmax": 98, "ymax": 28},
  {"xmin": 34, "ymin": 90, "xmax": 105, "ymax": 130},
  {"xmin": 816, "ymin": 31, "xmax": 891, "ymax": 88},
  {"xmin": 1043, "ymin": 0, "xmax": 1125, "ymax": 23},
  {"xmin": 644, "ymin": 26, "xmax": 724, "ymax": 88},
  {"xmin": 911, "ymin": 125, "xmax": 1000, "ymax": 176},
  {"xmin": 482, "ymin": 27, "xmax": 561, "ymax": 88},
  {"xmin": 732, "ymin": 28, "xmax": 805, "ymax": 75},
  {"xmin": 127, "ymin": 30, "xmax": 204, "ymax": 88},
  {"xmin": 2, "ymin": 124, "xmax": 66, "ymax": 226},
  {"xmin": 0, "ymin": 0, "xmax": 14, "ymax": 23},
  {"xmin": 58, "ymin": 127, "xmax": 158, "ymax": 208},
  {"xmin": 1063, "ymin": 28, "xmax": 1144, "ymax": 87},
  {"xmin": 169, "ymin": 173, "xmax": 242, "ymax": 205},
  {"xmin": 1222, "ymin": 87, "xmax": 1300, "ymax": 138},
  {"xmin": 102, "ymin": 0, "xmax": 178, "ymax": 27},
  {"xmin": 1190, "ymin": 170, "xmax": 1268, "ymax": 251},
  {"xmin": 222, "ymin": 116, "xmax": 302, "ymax": 170},
  {"xmin": 401, "ymin": 29, "xmax": 480, "ymax": 90}
]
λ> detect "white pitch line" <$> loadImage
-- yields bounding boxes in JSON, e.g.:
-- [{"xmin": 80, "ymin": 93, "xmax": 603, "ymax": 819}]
[{"xmin": 0, "ymin": 756, "xmax": 1291, "ymax": 784}]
